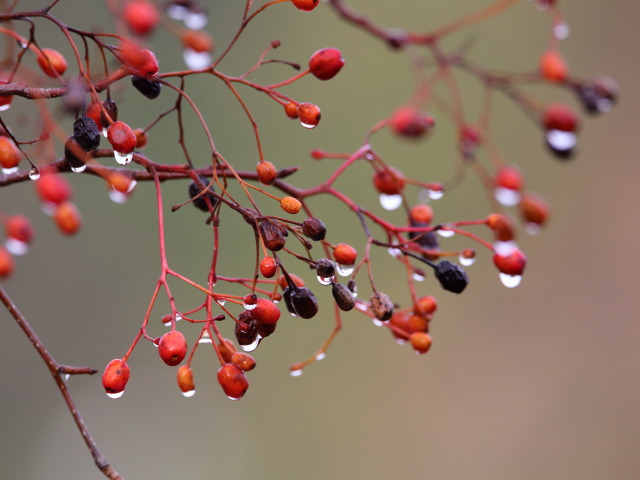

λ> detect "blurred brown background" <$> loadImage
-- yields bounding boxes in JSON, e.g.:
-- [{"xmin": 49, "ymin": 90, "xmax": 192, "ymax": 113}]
[{"xmin": 1, "ymin": 1, "xmax": 639, "ymax": 479}]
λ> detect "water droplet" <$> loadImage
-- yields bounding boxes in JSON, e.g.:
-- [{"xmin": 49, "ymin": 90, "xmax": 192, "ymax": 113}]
[
  {"xmin": 379, "ymin": 193, "xmax": 403, "ymax": 211},
  {"xmin": 300, "ymin": 121, "xmax": 317, "ymax": 129},
  {"xmin": 226, "ymin": 394, "xmax": 242, "ymax": 401},
  {"xmin": 183, "ymin": 49, "xmax": 211, "ymax": 69},
  {"xmin": 387, "ymin": 245, "xmax": 402, "ymax": 258},
  {"xmin": 166, "ymin": 4, "xmax": 188, "ymax": 20},
  {"xmin": 494, "ymin": 241, "xmax": 517, "ymax": 256},
  {"xmin": 412, "ymin": 272, "xmax": 425, "ymax": 282},
  {"xmin": 395, "ymin": 338, "xmax": 408, "ymax": 345},
  {"xmin": 459, "ymin": 255, "xmax": 476, "ymax": 266},
  {"xmin": 372, "ymin": 318, "xmax": 384, "ymax": 327},
  {"xmin": 0, "ymin": 104, "xmax": 11, "ymax": 112},
  {"xmin": 108, "ymin": 190, "xmax": 128, "ymax": 204},
  {"xmin": 336, "ymin": 263, "xmax": 354, "ymax": 276},
  {"xmin": 181, "ymin": 389, "xmax": 196, "ymax": 398},
  {"xmin": 2, "ymin": 166, "xmax": 19, "ymax": 174},
  {"xmin": 290, "ymin": 369, "xmax": 303, "ymax": 377},
  {"xmin": 243, "ymin": 302, "xmax": 257, "ymax": 310},
  {"xmin": 316, "ymin": 275, "xmax": 334, "ymax": 286},
  {"xmin": 437, "ymin": 227, "xmax": 455, "ymax": 238},
  {"xmin": 546, "ymin": 130, "xmax": 576, "ymax": 153},
  {"xmin": 315, "ymin": 352, "xmax": 326, "ymax": 361},
  {"xmin": 524, "ymin": 222, "xmax": 541, "ymax": 235},
  {"xmin": 28, "ymin": 167, "xmax": 40, "ymax": 180},
  {"xmin": 113, "ymin": 151, "xmax": 133, "ymax": 165},
  {"xmin": 240, "ymin": 336, "xmax": 260, "ymax": 352},
  {"xmin": 198, "ymin": 331, "xmax": 212, "ymax": 344},
  {"xmin": 41, "ymin": 202, "xmax": 55, "ymax": 216},
  {"xmin": 102, "ymin": 128, "xmax": 108, "ymax": 138},
  {"xmin": 5, "ymin": 238, "xmax": 28, "ymax": 256},
  {"xmin": 107, "ymin": 391, "xmax": 125, "ymax": 399},
  {"xmin": 499, "ymin": 273, "xmax": 522, "ymax": 288},
  {"xmin": 70, "ymin": 164, "xmax": 87, "ymax": 173},
  {"xmin": 494, "ymin": 187, "xmax": 521, "ymax": 207},
  {"xmin": 355, "ymin": 302, "xmax": 368, "ymax": 312},
  {"xmin": 163, "ymin": 319, "xmax": 172, "ymax": 327},
  {"xmin": 19, "ymin": 41, "xmax": 28, "ymax": 49},
  {"xmin": 364, "ymin": 153, "xmax": 375, "ymax": 161},
  {"xmin": 64, "ymin": 373, "xmax": 70, "ymax": 382},
  {"xmin": 427, "ymin": 188, "xmax": 444, "ymax": 200},
  {"xmin": 216, "ymin": 299, "xmax": 226, "ymax": 306},
  {"xmin": 175, "ymin": 314, "xmax": 182, "ymax": 322},
  {"xmin": 184, "ymin": 11, "xmax": 208, "ymax": 30},
  {"xmin": 553, "ymin": 22, "xmax": 570, "ymax": 40}
]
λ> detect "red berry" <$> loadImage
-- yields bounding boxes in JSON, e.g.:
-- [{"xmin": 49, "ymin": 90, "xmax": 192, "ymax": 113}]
[
  {"xmin": 409, "ymin": 204, "xmax": 433, "ymax": 224},
  {"xmin": 231, "ymin": 352, "xmax": 256, "ymax": 372},
  {"xmin": 256, "ymin": 160, "xmax": 277, "ymax": 185},
  {"xmin": 459, "ymin": 124, "xmax": 482, "ymax": 157},
  {"xmin": 519, "ymin": 193, "xmax": 550, "ymax": 227},
  {"xmin": 539, "ymin": 50, "xmax": 568, "ymax": 83},
  {"xmin": 373, "ymin": 167, "xmax": 405, "ymax": 195},
  {"xmin": 37, "ymin": 48, "xmax": 68, "ymax": 78},
  {"xmin": 391, "ymin": 105, "xmax": 434, "ymax": 139},
  {"xmin": 0, "ymin": 246, "xmax": 14, "ymax": 278},
  {"xmin": 250, "ymin": 298, "xmax": 280, "ymax": 325},
  {"xmin": 54, "ymin": 201, "xmax": 82, "ymax": 235},
  {"xmin": 414, "ymin": 295, "xmax": 437, "ymax": 316},
  {"xmin": 495, "ymin": 164, "xmax": 523, "ymax": 191},
  {"xmin": 217, "ymin": 363, "xmax": 249, "ymax": 400},
  {"xmin": 158, "ymin": 330, "xmax": 188, "ymax": 366},
  {"xmin": 543, "ymin": 103, "xmax": 579, "ymax": 132},
  {"xmin": 176, "ymin": 365, "xmax": 195, "ymax": 394},
  {"xmin": 124, "ymin": 0, "xmax": 160, "ymax": 36},
  {"xmin": 119, "ymin": 43, "xmax": 159, "ymax": 78},
  {"xmin": 284, "ymin": 102, "xmax": 298, "ymax": 119},
  {"xmin": 102, "ymin": 359, "xmax": 131, "ymax": 397},
  {"xmin": 309, "ymin": 48, "xmax": 344, "ymax": 80},
  {"xmin": 291, "ymin": 0, "xmax": 319, "ymax": 12},
  {"xmin": 107, "ymin": 121, "xmax": 137, "ymax": 154},
  {"xmin": 297, "ymin": 102, "xmax": 321, "ymax": 128},
  {"xmin": 334, "ymin": 243, "xmax": 357, "ymax": 266},
  {"xmin": 0, "ymin": 136, "xmax": 21, "ymax": 170},
  {"xmin": 218, "ymin": 338, "xmax": 236, "ymax": 364},
  {"xmin": 0, "ymin": 79, "xmax": 14, "ymax": 110},
  {"xmin": 493, "ymin": 248, "xmax": 527, "ymax": 276},
  {"xmin": 35, "ymin": 173, "xmax": 72, "ymax": 205},
  {"xmin": 409, "ymin": 332, "xmax": 432, "ymax": 354},
  {"xmin": 259, "ymin": 256, "xmax": 277, "ymax": 278},
  {"xmin": 5, "ymin": 215, "xmax": 34, "ymax": 244},
  {"xmin": 486, "ymin": 213, "xmax": 515, "ymax": 243}
]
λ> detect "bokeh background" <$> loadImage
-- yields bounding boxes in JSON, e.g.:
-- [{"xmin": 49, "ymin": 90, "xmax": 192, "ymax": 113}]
[{"xmin": 2, "ymin": 1, "xmax": 639, "ymax": 479}]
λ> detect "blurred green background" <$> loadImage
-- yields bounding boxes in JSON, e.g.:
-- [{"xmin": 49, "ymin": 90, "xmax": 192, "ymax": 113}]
[{"xmin": 2, "ymin": 1, "xmax": 640, "ymax": 478}]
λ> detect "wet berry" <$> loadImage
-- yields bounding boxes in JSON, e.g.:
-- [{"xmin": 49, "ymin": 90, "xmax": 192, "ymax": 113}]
[
  {"xmin": 73, "ymin": 116, "xmax": 101, "ymax": 151},
  {"xmin": 181, "ymin": 29, "xmax": 214, "ymax": 53},
  {"xmin": 158, "ymin": 330, "xmax": 188, "ymax": 366},
  {"xmin": 107, "ymin": 121, "xmax": 137, "ymax": 154},
  {"xmin": 297, "ymin": 102, "xmax": 321, "ymax": 128},
  {"xmin": 331, "ymin": 282, "xmax": 355, "ymax": 311},
  {"xmin": 409, "ymin": 204, "xmax": 433, "ymax": 225},
  {"xmin": 519, "ymin": 193, "xmax": 550, "ymax": 228},
  {"xmin": 315, "ymin": 258, "xmax": 336, "ymax": 277},
  {"xmin": 414, "ymin": 295, "xmax": 437, "ymax": 316},
  {"xmin": 5, "ymin": 215, "xmax": 34, "ymax": 245},
  {"xmin": 124, "ymin": 0, "xmax": 160, "ymax": 36},
  {"xmin": 119, "ymin": 43, "xmax": 159, "ymax": 78},
  {"xmin": 36, "ymin": 173, "xmax": 72, "ymax": 205},
  {"xmin": 217, "ymin": 363, "xmax": 249, "ymax": 400},
  {"xmin": 290, "ymin": 287, "xmax": 319, "ymax": 319},
  {"xmin": 250, "ymin": 298, "xmax": 281, "ymax": 325},
  {"xmin": 177, "ymin": 365, "xmax": 195, "ymax": 394},
  {"xmin": 373, "ymin": 167, "xmax": 405, "ymax": 195},
  {"xmin": 302, "ymin": 217, "xmax": 326, "ymax": 241},
  {"xmin": 334, "ymin": 243, "xmax": 357, "ymax": 266},
  {"xmin": 284, "ymin": 102, "xmax": 298, "ymax": 119},
  {"xmin": 309, "ymin": 48, "xmax": 344, "ymax": 80},
  {"xmin": 102, "ymin": 359, "xmax": 130, "ymax": 396},
  {"xmin": 231, "ymin": 352, "xmax": 256, "ymax": 372},
  {"xmin": 576, "ymin": 75, "xmax": 619, "ymax": 114},
  {"xmin": 259, "ymin": 256, "xmax": 277, "ymax": 278},
  {"xmin": 0, "ymin": 246, "xmax": 14, "ymax": 278},
  {"xmin": 543, "ymin": 103, "xmax": 579, "ymax": 132},
  {"xmin": 291, "ymin": 0, "xmax": 319, "ymax": 12},
  {"xmin": 493, "ymin": 248, "xmax": 527, "ymax": 276}
]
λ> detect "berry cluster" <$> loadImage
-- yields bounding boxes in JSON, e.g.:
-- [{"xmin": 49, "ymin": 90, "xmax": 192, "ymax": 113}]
[{"xmin": 0, "ymin": 3, "xmax": 616, "ymax": 474}]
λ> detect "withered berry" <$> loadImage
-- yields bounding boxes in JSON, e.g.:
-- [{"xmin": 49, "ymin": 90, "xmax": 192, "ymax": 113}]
[
  {"xmin": 370, "ymin": 291, "xmax": 394, "ymax": 321},
  {"xmin": 302, "ymin": 217, "xmax": 326, "ymax": 241},
  {"xmin": 73, "ymin": 117, "xmax": 101, "ymax": 151},
  {"xmin": 131, "ymin": 76, "xmax": 162, "ymax": 99},
  {"xmin": 331, "ymin": 282, "xmax": 355, "ymax": 311},
  {"xmin": 434, "ymin": 260, "xmax": 469, "ymax": 294}
]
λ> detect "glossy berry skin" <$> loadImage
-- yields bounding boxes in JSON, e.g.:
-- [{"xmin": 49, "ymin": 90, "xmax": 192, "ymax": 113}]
[
  {"xmin": 0, "ymin": 246, "xmax": 14, "ymax": 278},
  {"xmin": 539, "ymin": 50, "xmax": 568, "ymax": 83},
  {"xmin": 231, "ymin": 352, "xmax": 256, "ymax": 372},
  {"xmin": 35, "ymin": 174, "xmax": 72, "ymax": 205},
  {"xmin": 259, "ymin": 256, "xmax": 277, "ymax": 278},
  {"xmin": 493, "ymin": 248, "xmax": 527, "ymax": 276},
  {"xmin": 217, "ymin": 363, "xmax": 249, "ymax": 400},
  {"xmin": 410, "ymin": 332, "xmax": 432, "ymax": 354},
  {"xmin": 158, "ymin": 330, "xmax": 188, "ymax": 366},
  {"xmin": 414, "ymin": 295, "xmax": 437, "ymax": 316},
  {"xmin": 297, "ymin": 103, "xmax": 321, "ymax": 127},
  {"xmin": 250, "ymin": 298, "xmax": 281, "ymax": 325},
  {"xmin": 373, "ymin": 167, "xmax": 406, "ymax": 195},
  {"xmin": 334, "ymin": 243, "xmax": 357, "ymax": 266},
  {"xmin": 107, "ymin": 121, "xmax": 137, "ymax": 154},
  {"xmin": 0, "ymin": 136, "xmax": 21, "ymax": 170},
  {"xmin": 54, "ymin": 201, "xmax": 81, "ymax": 235},
  {"xmin": 119, "ymin": 44, "xmax": 159, "ymax": 78},
  {"xmin": 309, "ymin": 48, "xmax": 344, "ymax": 80},
  {"xmin": 37, "ymin": 48, "xmax": 68, "ymax": 78},
  {"xmin": 177, "ymin": 365, "xmax": 195, "ymax": 393},
  {"xmin": 124, "ymin": 0, "xmax": 160, "ymax": 36},
  {"xmin": 284, "ymin": 102, "xmax": 298, "ymax": 119},
  {"xmin": 543, "ymin": 104, "xmax": 579, "ymax": 132},
  {"xmin": 102, "ymin": 359, "xmax": 131, "ymax": 396},
  {"xmin": 5, "ymin": 215, "xmax": 34, "ymax": 244},
  {"xmin": 291, "ymin": 0, "xmax": 319, "ymax": 11}
]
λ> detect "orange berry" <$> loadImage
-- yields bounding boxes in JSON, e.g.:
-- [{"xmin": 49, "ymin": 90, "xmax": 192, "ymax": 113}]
[
  {"xmin": 414, "ymin": 295, "xmax": 437, "ymax": 316},
  {"xmin": 493, "ymin": 248, "xmax": 527, "ymax": 276},
  {"xmin": 256, "ymin": 160, "xmax": 277, "ymax": 185},
  {"xmin": 278, "ymin": 273, "xmax": 304, "ymax": 290},
  {"xmin": 133, "ymin": 128, "xmax": 148, "ymax": 148},
  {"xmin": 284, "ymin": 102, "xmax": 299, "ymax": 119},
  {"xmin": 107, "ymin": 121, "xmax": 137, "ymax": 154},
  {"xmin": 37, "ymin": 48, "xmax": 68, "ymax": 78},
  {"xmin": 0, "ymin": 136, "xmax": 21, "ymax": 170},
  {"xmin": 259, "ymin": 256, "xmax": 277, "ymax": 278},
  {"xmin": 231, "ymin": 352, "xmax": 256, "ymax": 371},
  {"xmin": 519, "ymin": 193, "xmax": 550, "ymax": 227},
  {"xmin": 53, "ymin": 201, "xmax": 82, "ymax": 235},
  {"xmin": 539, "ymin": 50, "xmax": 568, "ymax": 83},
  {"xmin": 119, "ymin": 42, "xmax": 159, "ymax": 78},
  {"xmin": 409, "ymin": 204, "xmax": 433, "ymax": 224},
  {"xmin": 5, "ymin": 215, "xmax": 34, "ymax": 244},
  {"xmin": 218, "ymin": 338, "xmax": 236, "ymax": 364},
  {"xmin": 176, "ymin": 365, "xmax": 195, "ymax": 394},
  {"xmin": 107, "ymin": 172, "xmax": 135, "ymax": 194},
  {"xmin": 280, "ymin": 196, "xmax": 302, "ymax": 214},
  {"xmin": 334, "ymin": 243, "xmax": 357, "ymax": 266},
  {"xmin": 409, "ymin": 332, "xmax": 432, "ymax": 354},
  {"xmin": 35, "ymin": 173, "xmax": 72, "ymax": 205},
  {"xmin": 217, "ymin": 363, "xmax": 249, "ymax": 400},
  {"xmin": 181, "ymin": 29, "xmax": 214, "ymax": 53},
  {"xmin": 391, "ymin": 105, "xmax": 434, "ymax": 139},
  {"xmin": 297, "ymin": 102, "xmax": 321, "ymax": 128},
  {"xmin": 373, "ymin": 167, "xmax": 405, "ymax": 195}
]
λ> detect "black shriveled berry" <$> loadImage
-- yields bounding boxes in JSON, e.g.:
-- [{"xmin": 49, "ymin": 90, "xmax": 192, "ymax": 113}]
[
  {"xmin": 282, "ymin": 286, "xmax": 296, "ymax": 316},
  {"xmin": 370, "ymin": 291, "xmax": 394, "ymax": 321},
  {"xmin": 260, "ymin": 220, "xmax": 287, "ymax": 251},
  {"xmin": 290, "ymin": 287, "xmax": 319, "ymax": 319},
  {"xmin": 189, "ymin": 176, "xmax": 218, "ymax": 212},
  {"xmin": 434, "ymin": 260, "xmax": 469, "ymax": 294},
  {"xmin": 331, "ymin": 282, "xmax": 355, "ymax": 311},
  {"xmin": 302, "ymin": 217, "xmax": 326, "ymax": 241},
  {"xmin": 100, "ymin": 99, "xmax": 118, "ymax": 126},
  {"xmin": 72, "ymin": 116, "xmax": 101, "ymax": 151},
  {"xmin": 131, "ymin": 76, "xmax": 162, "ymax": 99}
]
